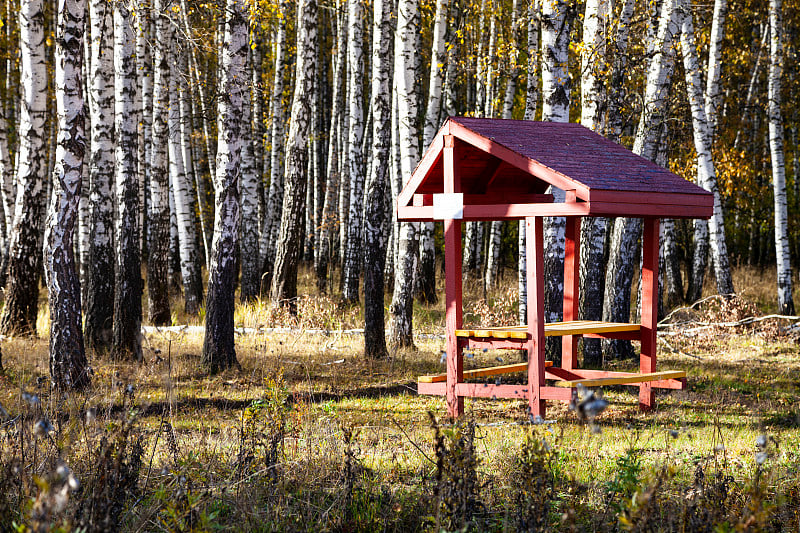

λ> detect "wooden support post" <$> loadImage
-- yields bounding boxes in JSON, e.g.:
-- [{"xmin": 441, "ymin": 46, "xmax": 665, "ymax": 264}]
[
  {"xmin": 562, "ymin": 216, "xmax": 580, "ymax": 370},
  {"xmin": 640, "ymin": 217, "xmax": 659, "ymax": 410},
  {"xmin": 443, "ymin": 135, "xmax": 464, "ymax": 417},
  {"xmin": 526, "ymin": 216, "xmax": 546, "ymax": 418}
]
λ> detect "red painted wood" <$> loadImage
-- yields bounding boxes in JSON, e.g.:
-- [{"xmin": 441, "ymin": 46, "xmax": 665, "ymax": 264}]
[
  {"xmin": 444, "ymin": 135, "xmax": 464, "ymax": 418},
  {"xmin": 397, "ymin": 118, "xmax": 714, "ymax": 222},
  {"xmin": 463, "ymin": 193, "xmax": 554, "ymax": 205},
  {"xmin": 583, "ymin": 330, "xmax": 641, "ymax": 340},
  {"xmin": 640, "ymin": 218, "xmax": 660, "ymax": 409},
  {"xmin": 399, "ymin": 202, "xmax": 710, "ymax": 221},
  {"xmin": 396, "ymin": 128, "xmax": 446, "ymax": 208},
  {"xmin": 420, "ymin": 382, "xmax": 573, "ymax": 401},
  {"xmin": 589, "ymin": 189, "xmax": 714, "ymax": 206},
  {"xmin": 545, "ymin": 367, "xmax": 686, "ymax": 390},
  {"xmin": 586, "ymin": 202, "xmax": 712, "ymax": 219},
  {"xmin": 526, "ymin": 216, "xmax": 546, "ymax": 418},
  {"xmin": 562, "ymin": 216, "xmax": 580, "ymax": 370},
  {"xmin": 466, "ymin": 338, "xmax": 526, "ymax": 350},
  {"xmin": 456, "ymin": 383, "xmax": 573, "ymax": 401},
  {"xmin": 413, "ymin": 194, "xmax": 433, "ymax": 206},
  {"xmin": 449, "ymin": 118, "xmax": 711, "ymax": 198},
  {"xmin": 448, "ymin": 121, "xmax": 591, "ymax": 199},
  {"xmin": 469, "ymin": 157, "xmax": 503, "ymax": 193}
]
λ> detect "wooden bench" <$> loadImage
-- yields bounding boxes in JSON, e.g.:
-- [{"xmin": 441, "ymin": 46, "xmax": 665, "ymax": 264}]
[
  {"xmin": 419, "ymin": 361, "xmax": 554, "ymax": 383},
  {"xmin": 454, "ymin": 320, "xmax": 641, "ymax": 339},
  {"xmin": 552, "ymin": 370, "xmax": 686, "ymax": 388}
]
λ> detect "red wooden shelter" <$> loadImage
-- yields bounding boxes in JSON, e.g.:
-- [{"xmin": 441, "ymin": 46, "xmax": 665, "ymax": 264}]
[{"xmin": 397, "ymin": 117, "xmax": 713, "ymax": 418}]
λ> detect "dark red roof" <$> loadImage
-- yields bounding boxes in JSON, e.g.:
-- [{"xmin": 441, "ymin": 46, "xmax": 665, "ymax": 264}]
[{"xmin": 397, "ymin": 117, "xmax": 713, "ymax": 220}]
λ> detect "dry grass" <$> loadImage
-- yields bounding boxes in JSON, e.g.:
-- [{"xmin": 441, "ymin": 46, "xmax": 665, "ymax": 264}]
[{"xmin": 1, "ymin": 266, "xmax": 799, "ymax": 531}]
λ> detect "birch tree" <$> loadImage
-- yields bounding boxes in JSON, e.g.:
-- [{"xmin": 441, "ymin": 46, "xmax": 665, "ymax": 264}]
[
  {"xmin": 135, "ymin": 1, "xmax": 152, "ymax": 256},
  {"xmin": 578, "ymin": 0, "xmax": 609, "ymax": 366},
  {"xmin": 45, "ymin": 0, "xmax": 90, "ymax": 389},
  {"xmin": 203, "ymin": 0, "xmax": 250, "ymax": 372},
  {"xmin": 520, "ymin": 0, "xmax": 540, "ymax": 323},
  {"xmin": 0, "ymin": 93, "xmax": 13, "ymax": 283},
  {"xmin": 541, "ymin": 0, "xmax": 570, "ymax": 361},
  {"xmin": 261, "ymin": 2, "xmax": 286, "ymax": 284},
  {"xmin": 239, "ymin": 46, "xmax": 260, "ymax": 302},
  {"xmin": 678, "ymin": 1, "xmax": 734, "ymax": 299},
  {"xmin": 768, "ymin": 0, "xmax": 794, "ymax": 314},
  {"xmin": 270, "ymin": 0, "xmax": 317, "ymax": 311},
  {"xmin": 418, "ymin": 0, "xmax": 450, "ymax": 304},
  {"xmin": 168, "ymin": 51, "xmax": 203, "ymax": 314},
  {"xmin": 314, "ymin": 4, "xmax": 346, "ymax": 291},
  {"xmin": 603, "ymin": 0, "xmax": 679, "ymax": 359},
  {"xmin": 389, "ymin": 0, "xmax": 421, "ymax": 348},
  {"xmin": 363, "ymin": 0, "xmax": 392, "ymax": 358},
  {"xmin": 341, "ymin": 0, "xmax": 365, "ymax": 303},
  {"xmin": 147, "ymin": 0, "xmax": 172, "ymax": 325},
  {"xmin": 0, "ymin": 0, "xmax": 47, "ymax": 336},
  {"xmin": 112, "ymin": 0, "xmax": 142, "ymax": 361},
  {"xmin": 84, "ymin": 0, "xmax": 115, "ymax": 352}
]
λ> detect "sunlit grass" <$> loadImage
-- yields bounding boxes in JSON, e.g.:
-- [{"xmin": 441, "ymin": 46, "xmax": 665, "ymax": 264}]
[{"xmin": 2, "ymin": 265, "xmax": 799, "ymax": 529}]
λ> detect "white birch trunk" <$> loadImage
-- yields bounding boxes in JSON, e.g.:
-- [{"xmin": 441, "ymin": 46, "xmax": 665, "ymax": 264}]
[
  {"xmin": 112, "ymin": 0, "xmax": 142, "ymax": 361},
  {"xmin": 704, "ymin": 0, "xmax": 727, "ymax": 140},
  {"xmin": 485, "ymin": 220, "xmax": 502, "ymax": 288},
  {"xmin": 768, "ymin": 0, "xmax": 794, "ymax": 314},
  {"xmin": 45, "ymin": 0, "xmax": 90, "ymax": 388},
  {"xmin": 0, "ymin": 103, "xmax": 13, "ymax": 267},
  {"xmin": 239, "ymin": 45, "xmax": 260, "ymax": 302},
  {"xmin": 147, "ymin": 0, "xmax": 172, "ymax": 326},
  {"xmin": 168, "ymin": 51, "xmax": 203, "ymax": 314},
  {"xmin": 541, "ymin": 0, "xmax": 570, "ymax": 362},
  {"xmin": 363, "ymin": 0, "xmax": 392, "ymax": 358},
  {"xmin": 341, "ymin": 0, "xmax": 365, "ymax": 303},
  {"xmin": 578, "ymin": 0, "xmax": 610, "ymax": 365},
  {"xmin": 179, "ymin": 0, "xmax": 216, "ymax": 181},
  {"xmin": 85, "ymin": 0, "xmax": 115, "ymax": 352},
  {"xmin": 523, "ymin": 0, "xmax": 540, "ymax": 121},
  {"xmin": 389, "ymin": 0, "xmax": 421, "ymax": 347},
  {"xmin": 501, "ymin": 0, "xmax": 522, "ymax": 120},
  {"xmin": 520, "ymin": 0, "xmax": 541, "ymax": 322},
  {"xmin": 337, "ymin": 4, "xmax": 352, "ymax": 272},
  {"xmin": 580, "ymin": 0, "xmax": 608, "ymax": 132},
  {"xmin": 270, "ymin": 0, "xmax": 317, "ymax": 310},
  {"xmin": 484, "ymin": 7, "xmax": 496, "ymax": 118},
  {"xmin": 418, "ymin": 0, "xmax": 450, "ymax": 304},
  {"xmin": 603, "ymin": 0, "xmax": 680, "ymax": 359},
  {"xmin": 203, "ymin": 0, "xmax": 249, "ymax": 371},
  {"xmin": 135, "ymin": 1, "xmax": 152, "ymax": 256},
  {"xmin": 606, "ymin": 0, "xmax": 635, "ymax": 142},
  {"xmin": 314, "ymin": 5, "xmax": 346, "ymax": 291},
  {"xmin": 0, "ymin": 0, "xmax": 47, "ymax": 335},
  {"xmin": 679, "ymin": 1, "xmax": 734, "ymax": 298},
  {"xmin": 262, "ymin": 3, "xmax": 287, "ymax": 280},
  {"xmin": 541, "ymin": 0, "xmax": 569, "ymax": 121},
  {"xmin": 178, "ymin": 49, "xmax": 208, "ymax": 270}
]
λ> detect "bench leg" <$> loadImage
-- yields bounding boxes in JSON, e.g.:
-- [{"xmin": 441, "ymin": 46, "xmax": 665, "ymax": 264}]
[{"xmin": 639, "ymin": 383, "xmax": 654, "ymax": 411}]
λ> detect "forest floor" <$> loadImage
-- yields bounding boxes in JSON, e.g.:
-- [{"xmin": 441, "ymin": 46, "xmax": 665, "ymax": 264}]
[{"xmin": 1, "ymin": 267, "xmax": 800, "ymax": 531}]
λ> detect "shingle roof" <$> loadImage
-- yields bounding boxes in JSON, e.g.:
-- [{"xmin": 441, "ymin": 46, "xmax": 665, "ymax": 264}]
[{"xmin": 397, "ymin": 117, "xmax": 713, "ymax": 220}]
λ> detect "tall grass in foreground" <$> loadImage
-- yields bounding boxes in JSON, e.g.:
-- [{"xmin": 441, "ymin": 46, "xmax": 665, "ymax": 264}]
[
  {"xmin": 2, "ymin": 265, "xmax": 799, "ymax": 530},
  {"xmin": 1, "ymin": 375, "xmax": 798, "ymax": 531}
]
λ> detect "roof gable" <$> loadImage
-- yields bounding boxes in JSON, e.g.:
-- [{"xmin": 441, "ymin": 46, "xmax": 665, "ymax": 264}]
[{"xmin": 397, "ymin": 117, "xmax": 713, "ymax": 220}]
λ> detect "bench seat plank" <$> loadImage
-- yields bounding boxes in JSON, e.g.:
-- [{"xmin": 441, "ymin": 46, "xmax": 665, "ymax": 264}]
[
  {"xmin": 552, "ymin": 370, "xmax": 686, "ymax": 388},
  {"xmin": 454, "ymin": 320, "xmax": 641, "ymax": 339},
  {"xmin": 419, "ymin": 361, "xmax": 554, "ymax": 383}
]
